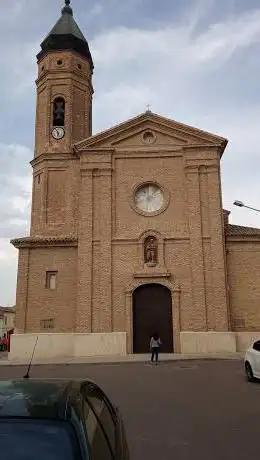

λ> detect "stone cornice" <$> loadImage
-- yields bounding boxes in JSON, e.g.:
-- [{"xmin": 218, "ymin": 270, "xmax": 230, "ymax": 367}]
[
  {"xmin": 183, "ymin": 144, "xmax": 220, "ymax": 151},
  {"xmin": 133, "ymin": 271, "xmax": 172, "ymax": 279},
  {"xmin": 114, "ymin": 147, "xmax": 183, "ymax": 155},
  {"xmin": 76, "ymin": 147, "xmax": 115, "ymax": 153},
  {"xmin": 11, "ymin": 235, "xmax": 78, "ymax": 249},
  {"xmin": 36, "ymin": 70, "xmax": 93, "ymax": 88},
  {"xmin": 31, "ymin": 152, "xmax": 76, "ymax": 167}
]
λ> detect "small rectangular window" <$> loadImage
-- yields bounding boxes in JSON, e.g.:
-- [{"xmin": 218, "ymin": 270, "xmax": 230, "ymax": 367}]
[
  {"xmin": 40, "ymin": 318, "xmax": 54, "ymax": 330},
  {"xmin": 45, "ymin": 271, "xmax": 57, "ymax": 290}
]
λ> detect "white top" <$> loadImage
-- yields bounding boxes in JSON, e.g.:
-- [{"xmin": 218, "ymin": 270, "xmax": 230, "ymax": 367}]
[{"xmin": 150, "ymin": 337, "xmax": 162, "ymax": 348}]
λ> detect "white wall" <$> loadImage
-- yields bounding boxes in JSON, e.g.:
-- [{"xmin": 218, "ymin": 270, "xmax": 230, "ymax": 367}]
[
  {"xmin": 180, "ymin": 332, "xmax": 237, "ymax": 353},
  {"xmin": 9, "ymin": 332, "xmax": 127, "ymax": 361},
  {"xmin": 236, "ymin": 332, "xmax": 260, "ymax": 351}
]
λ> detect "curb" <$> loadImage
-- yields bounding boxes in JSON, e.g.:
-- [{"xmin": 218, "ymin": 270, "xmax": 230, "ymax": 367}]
[{"xmin": 0, "ymin": 353, "xmax": 244, "ymax": 367}]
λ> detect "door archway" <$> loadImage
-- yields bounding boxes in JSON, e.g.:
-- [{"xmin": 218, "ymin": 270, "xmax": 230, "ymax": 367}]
[{"xmin": 133, "ymin": 283, "xmax": 173, "ymax": 353}]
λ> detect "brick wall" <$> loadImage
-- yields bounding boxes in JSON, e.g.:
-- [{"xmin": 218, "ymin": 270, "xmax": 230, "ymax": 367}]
[
  {"xmin": 227, "ymin": 241, "xmax": 260, "ymax": 331},
  {"xmin": 25, "ymin": 247, "xmax": 77, "ymax": 332}
]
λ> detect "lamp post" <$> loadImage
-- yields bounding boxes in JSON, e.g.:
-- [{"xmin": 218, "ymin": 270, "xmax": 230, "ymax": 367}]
[{"xmin": 233, "ymin": 200, "xmax": 260, "ymax": 213}]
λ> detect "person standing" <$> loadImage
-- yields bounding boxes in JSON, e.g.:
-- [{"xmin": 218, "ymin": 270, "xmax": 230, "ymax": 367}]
[{"xmin": 150, "ymin": 332, "xmax": 162, "ymax": 364}]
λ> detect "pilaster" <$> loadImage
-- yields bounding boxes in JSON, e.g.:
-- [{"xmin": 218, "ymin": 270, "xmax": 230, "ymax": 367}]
[
  {"xmin": 185, "ymin": 164, "xmax": 207, "ymax": 330},
  {"xmin": 15, "ymin": 248, "xmax": 30, "ymax": 333},
  {"xmin": 207, "ymin": 166, "xmax": 229, "ymax": 330},
  {"xmin": 99, "ymin": 168, "xmax": 113, "ymax": 332},
  {"xmin": 172, "ymin": 286, "xmax": 181, "ymax": 353},
  {"xmin": 65, "ymin": 159, "xmax": 79, "ymax": 234},
  {"xmin": 76, "ymin": 169, "xmax": 93, "ymax": 332}
]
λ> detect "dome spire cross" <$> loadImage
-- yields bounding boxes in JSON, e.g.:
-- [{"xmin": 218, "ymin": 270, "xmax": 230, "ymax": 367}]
[{"xmin": 62, "ymin": 0, "xmax": 73, "ymax": 15}]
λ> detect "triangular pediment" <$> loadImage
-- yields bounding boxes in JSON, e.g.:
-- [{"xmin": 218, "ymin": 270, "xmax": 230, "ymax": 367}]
[
  {"xmin": 74, "ymin": 111, "xmax": 228, "ymax": 154},
  {"xmin": 110, "ymin": 124, "xmax": 188, "ymax": 148}
]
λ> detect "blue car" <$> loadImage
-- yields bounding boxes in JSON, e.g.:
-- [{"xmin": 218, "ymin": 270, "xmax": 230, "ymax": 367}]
[{"xmin": 0, "ymin": 379, "xmax": 130, "ymax": 460}]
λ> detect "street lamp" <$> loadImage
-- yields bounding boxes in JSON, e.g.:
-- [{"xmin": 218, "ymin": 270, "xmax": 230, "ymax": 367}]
[{"xmin": 233, "ymin": 200, "xmax": 260, "ymax": 213}]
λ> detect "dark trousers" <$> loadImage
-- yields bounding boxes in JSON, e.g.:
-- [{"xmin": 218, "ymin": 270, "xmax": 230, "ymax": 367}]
[{"xmin": 151, "ymin": 347, "xmax": 159, "ymax": 362}]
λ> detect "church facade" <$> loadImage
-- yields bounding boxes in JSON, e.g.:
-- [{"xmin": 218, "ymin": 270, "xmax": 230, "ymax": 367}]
[{"xmin": 9, "ymin": 1, "xmax": 260, "ymax": 360}]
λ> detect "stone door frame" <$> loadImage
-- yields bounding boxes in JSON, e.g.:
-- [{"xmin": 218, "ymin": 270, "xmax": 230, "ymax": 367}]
[{"xmin": 125, "ymin": 279, "xmax": 181, "ymax": 354}]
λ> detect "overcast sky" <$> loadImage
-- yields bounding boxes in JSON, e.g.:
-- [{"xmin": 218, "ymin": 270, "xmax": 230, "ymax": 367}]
[{"xmin": 1, "ymin": 0, "xmax": 260, "ymax": 306}]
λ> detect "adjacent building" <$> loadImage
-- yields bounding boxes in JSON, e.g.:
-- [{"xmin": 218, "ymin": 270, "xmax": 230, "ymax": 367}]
[{"xmin": 0, "ymin": 307, "xmax": 15, "ymax": 338}]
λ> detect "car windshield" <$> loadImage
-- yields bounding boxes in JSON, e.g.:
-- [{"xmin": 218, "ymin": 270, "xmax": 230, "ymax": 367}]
[{"xmin": 0, "ymin": 419, "xmax": 80, "ymax": 460}]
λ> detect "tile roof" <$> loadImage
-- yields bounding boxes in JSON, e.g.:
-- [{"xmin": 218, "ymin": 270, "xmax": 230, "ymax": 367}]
[
  {"xmin": 0, "ymin": 306, "xmax": 15, "ymax": 313},
  {"xmin": 46, "ymin": 6, "xmax": 87, "ymax": 43},
  {"xmin": 10, "ymin": 236, "xmax": 77, "ymax": 249},
  {"xmin": 226, "ymin": 224, "xmax": 260, "ymax": 236}
]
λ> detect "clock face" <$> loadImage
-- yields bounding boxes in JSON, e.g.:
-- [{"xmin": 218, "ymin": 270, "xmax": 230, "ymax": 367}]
[
  {"xmin": 135, "ymin": 184, "xmax": 164, "ymax": 213},
  {"xmin": 52, "ymin": 127, "xmax": 65, "ymax": 140}
]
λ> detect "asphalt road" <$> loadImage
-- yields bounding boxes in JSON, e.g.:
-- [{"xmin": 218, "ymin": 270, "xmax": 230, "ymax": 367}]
[{"xmin": 0, "ymin": 359, "xmax": 259, "ymax": 460}]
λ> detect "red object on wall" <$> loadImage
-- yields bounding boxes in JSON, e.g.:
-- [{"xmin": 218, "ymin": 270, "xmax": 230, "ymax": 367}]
[{"xmin": 7, "ymin": 329, "xmax": 14, "ymax": 352}]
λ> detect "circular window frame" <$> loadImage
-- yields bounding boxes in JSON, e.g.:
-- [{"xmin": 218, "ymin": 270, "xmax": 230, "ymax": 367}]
[
  {"xmin": 131, "ymin": 181, "xmax": 170, "ymax": 217},
  {"xmin": 141, "ymin": 130, "xmax": 156, "ymax": 145}
]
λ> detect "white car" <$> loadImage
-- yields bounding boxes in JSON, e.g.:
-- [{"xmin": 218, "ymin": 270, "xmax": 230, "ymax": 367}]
[{"xmin": 244, "ymin": 340, "xmax": 260, "ymax": 381}]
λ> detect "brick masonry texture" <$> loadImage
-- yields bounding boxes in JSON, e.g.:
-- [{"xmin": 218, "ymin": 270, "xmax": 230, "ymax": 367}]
[{"xmin": 10, "ymin": 39, "xmax": 260, "ymax": 351}]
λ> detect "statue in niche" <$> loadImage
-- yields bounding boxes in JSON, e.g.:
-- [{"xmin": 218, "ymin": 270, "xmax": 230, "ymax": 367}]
[{"xmin": 144, "ymin": 236, "xmax": 158, "ymax": 266}]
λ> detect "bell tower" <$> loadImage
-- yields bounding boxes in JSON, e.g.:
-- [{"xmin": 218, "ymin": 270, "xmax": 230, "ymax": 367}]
[
  {"xmin": 30, "ymin": 0, "xmax": 94, "ymax": 235},
  {"xmin": 11, "ymin": 1, "xmax": 95, "ymax": 336},
  {"xmin": 35, "ymin": 0, "xmax": 94, "ymax": 156}
]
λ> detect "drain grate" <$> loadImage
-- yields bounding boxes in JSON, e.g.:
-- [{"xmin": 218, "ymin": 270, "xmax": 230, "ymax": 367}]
[{"xmin": 175, "ymin": 364, "xmax": 199, "ymax": 370}]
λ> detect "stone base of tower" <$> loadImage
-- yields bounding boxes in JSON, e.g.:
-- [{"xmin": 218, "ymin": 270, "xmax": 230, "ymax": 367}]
[{"xmin": 8, "ymin": 332, "xmax": 127, "ymax": 362}]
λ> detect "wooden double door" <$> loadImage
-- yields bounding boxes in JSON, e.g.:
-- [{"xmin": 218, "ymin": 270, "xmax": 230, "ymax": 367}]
[{"xmin": 133, "ymin": 284, "xmax": 173, "ymax": 353}]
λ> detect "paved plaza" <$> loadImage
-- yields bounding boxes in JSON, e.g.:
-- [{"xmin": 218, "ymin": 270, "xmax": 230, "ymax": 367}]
[{"xmin": 0, "ymin": 359, "xmax": 259, "ymax": 460}]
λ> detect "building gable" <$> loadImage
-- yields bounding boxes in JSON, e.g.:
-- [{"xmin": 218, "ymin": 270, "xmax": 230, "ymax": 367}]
[{"xmin": 74, "ymin": 111, "xmax": 228, "ymax": 155}]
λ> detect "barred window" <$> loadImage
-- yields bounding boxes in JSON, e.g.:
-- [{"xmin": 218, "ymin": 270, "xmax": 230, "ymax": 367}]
[{"xmin": 40, "ymin": 318, "xmax": 54, "ymax": 330}]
